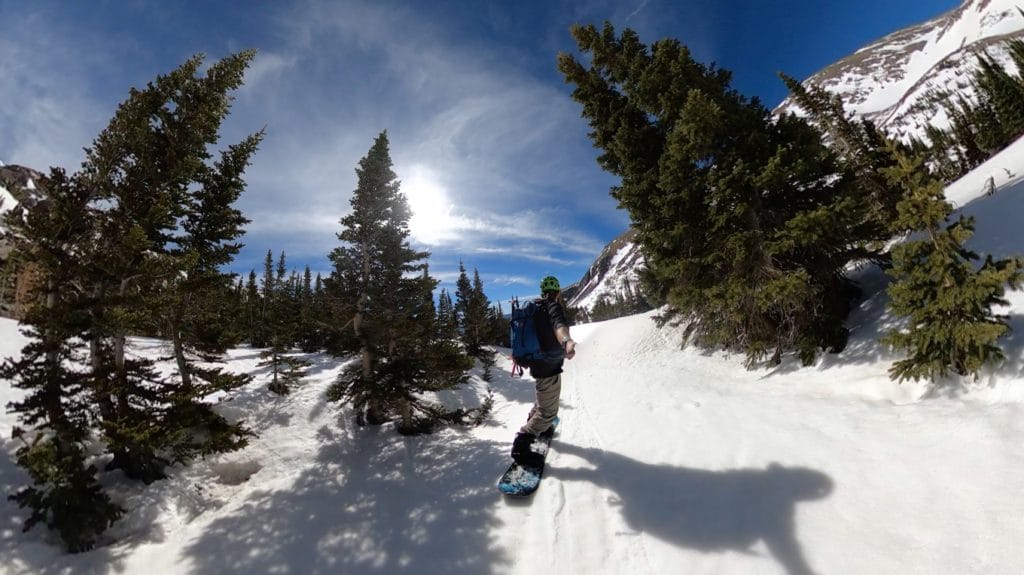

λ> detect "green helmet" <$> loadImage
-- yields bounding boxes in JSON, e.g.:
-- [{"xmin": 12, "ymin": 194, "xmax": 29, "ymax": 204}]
[{"xmin": 540, "ymin": 275, "xmax": 561, "ymax": 292}]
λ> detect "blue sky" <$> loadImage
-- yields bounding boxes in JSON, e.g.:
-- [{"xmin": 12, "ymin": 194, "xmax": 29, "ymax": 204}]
[{"xmin": 0, "ymin": 0, "xmax": 959, "ymax": 306}]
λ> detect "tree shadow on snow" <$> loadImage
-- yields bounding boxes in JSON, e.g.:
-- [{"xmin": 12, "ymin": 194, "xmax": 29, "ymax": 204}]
[
  {"xmin": 550, "ymin": 443, "xmax": 834, "ymax": 575},
  {"xmin": 182, "ymin": 422, "xmax": 512, "ymax": 575}
]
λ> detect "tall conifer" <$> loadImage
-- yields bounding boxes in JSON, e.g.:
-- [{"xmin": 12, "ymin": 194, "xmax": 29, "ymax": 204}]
[
  {"xmin": 80, "ymin": 51, "xmax": 258, "ymax": 481},
  {"xmin": 326, "ymin": 132, "xmax": 471, "ymax": 431},
  {"xmin": 0, "ymin": 169, "xmax": 123, "ymax": 551}
]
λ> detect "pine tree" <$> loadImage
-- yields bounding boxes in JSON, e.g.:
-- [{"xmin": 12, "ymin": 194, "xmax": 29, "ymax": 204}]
[
  {"xmin": 436, "ymin": 288, "xmax": 458, "ymax": 340},
  {"xmin": 454, "ymin": 261, "xmax": 472, "ymax": 332},
  {"xmin": 882, "ymin": 148, "xmax": 1024, "ymax": 381},
  {"xmin": 312, "ymin": 272, "xmax": 327, "ymax": 350},
  {"xmin": 779, "ymin": 73, "xmax": 903, "ymax": 243},
  {"xmin": 244, "ymin": 270, "xmax": 262, "ymax": 346},
  {"xmin": 258, "ymin": 251, "xmax": 306, "ymax": 394},
  {"xmin": 0, "ymin": 168, "xmax": 122, "ymax": 551},
  {"xmin": 79, "ymin": 51, "xmax": 258, "ymax": 481},
  {"xmin": 460, "ymin": 268, "xmax": 491, "ymax": 356},
  {"xmin": 923, "ymin": 39, "xmax": 1024, "ymax": 180},
  {"xmin": 488, "ymin": 301, "xmax": 511, "ymax": 347},
  {"xmin": 326, "ymin": 132, "xmax": 472, "ymax": 431},
  {"xmin": 558, "ymin": 23, "xmax": 868, "ymax": 366},
  {"xmin": 298, "ymin": 266, "xmax": 321, "ymax": 352},
  {"xmin": 975, "ymin": 53, "xmax": 1024, "ymax": 148}
]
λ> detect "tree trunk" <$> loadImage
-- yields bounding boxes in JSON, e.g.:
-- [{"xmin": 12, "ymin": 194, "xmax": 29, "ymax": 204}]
[
  {"xmin": 170, "ymin": 298, "xmax": 192, "ymax": 393},
  {"xmin": 42, "ymin": 281, "xmax": 66, "ymax": 436},
  {"xmin": 397, "ymin": 398, "xmax": 412, "ymax": 431},
  {"xmin": 113, "ymin": 277, "xmax": 132, "ymax": 419},
  {"xmin": 356, "ymin": 238, "xmax": 385, "ymax": 424},
  {"xmin": 89, "ymin": 282, "xmax": 116, "ymax": 423}
]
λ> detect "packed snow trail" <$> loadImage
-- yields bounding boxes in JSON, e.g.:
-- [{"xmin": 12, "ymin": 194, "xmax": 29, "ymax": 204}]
[{"xmin": 489, "ymin": 307, "xmax": 1024, "ymax": 575}]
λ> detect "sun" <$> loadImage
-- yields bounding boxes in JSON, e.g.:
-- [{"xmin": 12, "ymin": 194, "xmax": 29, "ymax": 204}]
[{"xmin": 403, "ymin": 164, "xmax": 456, "ymax": 245}]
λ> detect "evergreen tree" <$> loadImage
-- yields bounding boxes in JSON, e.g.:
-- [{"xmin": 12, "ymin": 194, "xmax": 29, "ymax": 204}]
[
  {"xmin": 779, "ymin": 73, "xmax": 904, "ymax": 245},
  {"xmin": 258, "ymin": 250, "xmax": 306, "ymax": 394},
  {"xmin": 454, "ymin": 261, "xmax": 472, "ymax": 331},
  {"xmin": 558, "ymin": 23, "xmax": 868, "ymax": 366},
  {"xmin": 436, "ymin": 288, "xmax": 458, "ymax": 340},
  {"xmin": 298, "ymin": 265, "xmax": 321, "ymax": 352},
  {"xmin": 488, "ymin": 301, "xmax": 511, "ymax": 347},
  {"xmin": 325, "ymin": 132, "xmax": 472, "ymax": 431},
  {"xmin": 975, "ymin": 52, "xmax": 1024, "ymax": 148},
  {"xmin": 79, "ymin": 51, "xmax": 258, "ymax": 481},
  {"xmin": 0, "ymin": 168, "xmax": 122, "ymax": 551},
  {"xmin": 312, "ymin": 272, "xmax": 327, "ymax": 350},
  {"xmin": 244, "ymin": 270, "xmax": 262, "ymax": 346},
  {"xmin": 881, "ymin": 149, "xmax": 1024, "ymax": 381},
  {"xmin": 460, "ymin": 268, "xmax": 491, "ymax": 355},
  {"xmin": 321, "ymin": 251, "xmax": 360, "ymax": 356},
  {"xmin": 923, "ymin": 39, "xmax": 1024, "ymax": 179}
]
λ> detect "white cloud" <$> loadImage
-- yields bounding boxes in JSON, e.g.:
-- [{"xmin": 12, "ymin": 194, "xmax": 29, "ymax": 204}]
[
  {"xmin": 242, "ymin": 51, "xmax": 298, "ymax": 90},
  {"xmin": 214, "ymin": 0, "xmax": 618, "ymax": 271},
  {"xmin": 0, "ymin": 14, "xmax": 112, "ymax": 170},
  {"xmin": 0, "ymin": 0, "xmax": 626, "ymax": 304}
]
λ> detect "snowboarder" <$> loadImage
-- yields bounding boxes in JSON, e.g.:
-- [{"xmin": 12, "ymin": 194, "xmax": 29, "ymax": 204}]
[{"xmin": 510, "ymin": 275, "xmax": 576, "ymax": 465}]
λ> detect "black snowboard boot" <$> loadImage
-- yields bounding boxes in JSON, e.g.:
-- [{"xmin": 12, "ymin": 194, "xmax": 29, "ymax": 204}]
[{"xmin": 511, "ymin": 432, "xmax": 540, "ymax": 466}]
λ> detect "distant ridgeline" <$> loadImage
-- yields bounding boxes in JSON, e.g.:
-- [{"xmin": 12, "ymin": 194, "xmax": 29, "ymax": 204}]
[
  {"xmin": 775, "ymin": 0, "xmax": 1024, "ymax": 180},
  {"xmin": 563, "ymin": 228, "xmax": 651, "ymax": 324}
]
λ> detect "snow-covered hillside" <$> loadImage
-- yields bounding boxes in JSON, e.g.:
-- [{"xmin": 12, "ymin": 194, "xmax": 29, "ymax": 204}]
[
  {"xmin": 0, "ymin": 185, "xmax": 14, "ymax": 219},
  {"xmin": 564, "ymin": 228, "xmax": 644, "ymax": 312},
  {"xmin": 0, "ymin": 164, "xmax": 42, "ymax": 234},
  {"xmin": 776, "ymin": 0, "xmax": 1024, "ymax": 140},
  {"xmin": 4, "ymin": 137, "xmax": 1024, "ymax": 574}
]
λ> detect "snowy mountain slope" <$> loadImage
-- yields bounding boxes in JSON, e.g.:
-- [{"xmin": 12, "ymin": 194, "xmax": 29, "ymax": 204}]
[
  {"xmin": 0, "ymin": 164, "xmax": 43, "ymax": 238},
  {"xmin": 563, "ymin": 228, "xmax": 644, "ymax": 312},
  {"xmin": 0, "ymin": 185, "xmax": 14, "ymax": 220},
  {"xmin": 3, "ymin": 138, "xmax": 1024, "ymax": 573},
  {"xmin": 775, "ymin": 0, "xmax": 1024, "ymax": 140}
]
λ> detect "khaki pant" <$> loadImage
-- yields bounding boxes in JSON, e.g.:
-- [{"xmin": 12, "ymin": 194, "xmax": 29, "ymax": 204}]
[{"xmin": 519, "ymin": 374, "xmax": 561, "ymax": 436}]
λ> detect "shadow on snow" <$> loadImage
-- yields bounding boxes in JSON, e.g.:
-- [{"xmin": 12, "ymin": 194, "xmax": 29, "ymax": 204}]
[
  {"xmin": 550, "ymin": 443, "xmax": 834, "ymax": 575},
  {"xmin": 182, "ymin": 420, "xmax": 512, "ymax": 575}
]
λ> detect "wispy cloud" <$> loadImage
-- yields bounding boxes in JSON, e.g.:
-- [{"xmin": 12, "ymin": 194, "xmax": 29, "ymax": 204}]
[
  {"xmin": 200, "ymin": 0, "xmax": 622, "ymax": 285},
  {"xmin": 0, "ymin": 12, "xmax": 115, "ymax": 171},
  {"xmin": 0, "ymin": 0, "xmax": 628, "ymax": 304}
]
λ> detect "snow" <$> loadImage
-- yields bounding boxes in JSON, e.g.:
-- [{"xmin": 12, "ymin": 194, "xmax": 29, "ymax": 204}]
[
  {"xmin": 8, "ymin": 60, "xmax": 1024, "ymax": 575},
  {"xmin": 0, "ymin": 184, "xmax": 15, "ymax": 219},
  {"xmin": 4, "ymin": 140, "xmax": 1024, "ymax": 573}
]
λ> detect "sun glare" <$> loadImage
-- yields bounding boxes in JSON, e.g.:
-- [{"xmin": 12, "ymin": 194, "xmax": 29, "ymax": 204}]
[{"xmin": 404, "ymin": 165, "xmax": 456, "ymax": 245}]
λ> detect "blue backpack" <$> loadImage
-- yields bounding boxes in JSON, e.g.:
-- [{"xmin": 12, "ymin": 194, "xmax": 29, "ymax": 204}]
[{"xmin": 509, "ymin": 297, "xmax": 563, "ymax": 376}]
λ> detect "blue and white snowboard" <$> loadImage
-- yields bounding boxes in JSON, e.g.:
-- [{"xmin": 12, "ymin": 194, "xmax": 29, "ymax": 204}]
[{"xmin": 498, "ymin": 417, "xmax": 559, "ymax": 497}]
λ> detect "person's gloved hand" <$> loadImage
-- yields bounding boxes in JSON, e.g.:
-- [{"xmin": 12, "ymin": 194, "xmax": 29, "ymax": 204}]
[{"xmin": 565, "ymin": 340, "xmax": 576, "ymax": 359}]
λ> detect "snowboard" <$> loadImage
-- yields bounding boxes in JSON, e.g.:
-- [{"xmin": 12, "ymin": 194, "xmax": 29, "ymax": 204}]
[{"xmin": 497, "ymin": 417, "xmax": 559, "ymax": 497}]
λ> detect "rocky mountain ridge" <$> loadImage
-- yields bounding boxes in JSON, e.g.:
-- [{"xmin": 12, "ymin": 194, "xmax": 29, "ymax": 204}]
[
  {"xmin": 563, "ymin": 228, "xmax": 644, "ymax": 313},
  {"xmin": 775, "ymin": 0, "xmax": 1024, "ymax": 140}
]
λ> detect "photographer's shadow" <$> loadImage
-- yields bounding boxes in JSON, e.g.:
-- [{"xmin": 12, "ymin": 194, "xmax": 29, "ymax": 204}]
[{"xmin": 551, "ymin": 444, "xmax": 834, "ymax": 575}]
